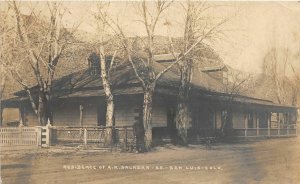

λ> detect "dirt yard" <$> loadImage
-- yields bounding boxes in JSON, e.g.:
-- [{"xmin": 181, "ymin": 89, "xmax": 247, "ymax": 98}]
[{"xmin": 2, "ymin": 136, "xmax": 300, "ymax": 184}]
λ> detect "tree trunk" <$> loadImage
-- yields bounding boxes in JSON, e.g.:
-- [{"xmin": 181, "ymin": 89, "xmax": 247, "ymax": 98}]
[
  {"xmin": 105, "ymin": 96, "xmax": 114, "ymax": 145},
  {"xmin": 220, "ymin": 110, "xmax": 232, "ymax": 137},
  {"xmin": 37, "ymin": 88, "xmax": 53, "ymax": 126},
  {"xmin": 0, "ymin": 106, "xmax": 3, "ymax": 127},
  {"xmin": 0, "ymin": 77, "xmax": 4, "ymax": 127},
  {"xmin": 99, "ymin": 46, "xmax": 114, "ymax": 145},
  {"xmin": 38, "ymin": 97, "xmax": 46, "ymax": 126},
  {"xmin": 38, "ymin": 93, "xmax": 47, "ymax": 126},
  {"xmin": 175, "ymin": 99, "xmax": 189, "ymax": 145},
  {"xmin": 291, "ymin": 88, "xmax": 298, "ymax": 106},
  {"xmin": 142, "ymin": 84, "xmax": 155, "ymax": 151},
  {"xmin": 175, "ymin": 60, "xmax": 192, "ymax": 145}
]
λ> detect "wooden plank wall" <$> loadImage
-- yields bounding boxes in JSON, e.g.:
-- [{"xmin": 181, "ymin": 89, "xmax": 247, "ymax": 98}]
[
  {"xmin": 114, "ymin": 96, "xmax": 168, "ymax": 127},
  {"xmin": 22, "ymin": 102, "xmax": 39, "ymax": 126},
  {"xmin": 115, "ymin": 98, "xmax": 140, "ymax": 127},
  {"xmin": 232, "ymin": 111, "xmax": 245, "ymax": 129},
  {"xmin": 53, "ymin": 101, "xmax": 81, "ymax": 126},
  {"xmin": 152, "ymin": 99, "xmax": 167, "ymax": 127},
  {"xmin": 215, "ymin": 111, "xmax": 222, "ymax": 129},
  {"xmin": 2, "ymin": 108, "xmax": 21, "ymax": 127},
  {"xmin": 82, "ymin": 103, "xmax": 98, "ymax": 126},
  {"xmin": 21, "ymin": 95, "xmax": 169, "ymax": 128}
]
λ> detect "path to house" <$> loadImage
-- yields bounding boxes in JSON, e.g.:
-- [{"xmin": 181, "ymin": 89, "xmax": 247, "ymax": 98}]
[{"xmin": 1, "ymin": 136, "xmax": 300, "ymax": 184}]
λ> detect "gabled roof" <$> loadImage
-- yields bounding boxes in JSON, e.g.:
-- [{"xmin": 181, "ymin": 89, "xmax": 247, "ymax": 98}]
[
  {"xmin": 6, "ymin": 53, "xmax": 297, "ymax": 111},
  {"xmin": 13, "ymin": 54, "xmax": 225, "ymax": 98}
]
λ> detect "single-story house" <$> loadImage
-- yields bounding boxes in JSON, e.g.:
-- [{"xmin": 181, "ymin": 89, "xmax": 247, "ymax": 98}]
[{"xmin": 2, "ymin": 53, "xmax": 297, "ymax": 142}]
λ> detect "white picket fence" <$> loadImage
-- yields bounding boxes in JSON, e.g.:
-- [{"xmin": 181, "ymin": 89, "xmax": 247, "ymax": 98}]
[
  {"xmin": 0, "ymin": 124, "xmax": 135, "ymax": 150},
  {"xmin": 0, "ymin": 126, "xmax": 41, "ymax": 147}
]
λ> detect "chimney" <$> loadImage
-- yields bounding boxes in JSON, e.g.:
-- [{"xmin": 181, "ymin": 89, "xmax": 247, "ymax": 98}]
[
  {"xmin": 88, "ymin": 52, "xmax": 100, "ymax": 76},
  {"xmin": 153, "ymin": 53, "xmax": 179, "ymax": 63}
]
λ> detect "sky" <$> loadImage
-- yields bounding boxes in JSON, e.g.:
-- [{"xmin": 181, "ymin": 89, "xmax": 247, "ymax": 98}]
[{"xmin": 2, "ymin": 1, "xmax": 300, "ymax": 74}]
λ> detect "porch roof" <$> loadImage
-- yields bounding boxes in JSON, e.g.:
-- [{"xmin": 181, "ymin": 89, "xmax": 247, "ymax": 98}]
[
  {"xmin": 59, "ymin": 86, "xmax": 144, "ymax": 98},
  {"xmin": 1, "ymin": 96, "xmax": 28, "ymax": 107},
  {"xmin": 199, "ymin": 92, "xmax": 296, "ymax": 112}
]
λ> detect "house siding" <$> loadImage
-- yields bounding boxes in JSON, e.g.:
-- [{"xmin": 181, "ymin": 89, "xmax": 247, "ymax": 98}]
[
  {"xmin": 53, "ymin": 99, "xmax": 99, "ymax": 126},
  {"xmin": 114, "ymin": 96, "xmax": 168, "ymax": 127},
  {"xmin": 53, "ymin": 101, "xmax": 81, "ymax": 126},
  {"xmin": 115, "ymin": 98, "xmax": 140, "ymax": 127},
  {"xmin": 232, "ymin": 111, "xmax": 245, "ymax": 129},
  {"xmin": 152, "ymin": 99, "xmax": 167, "ymax": 127},
  {"xmin": 2, "ymin": 108, "xmax": 20, "ymax": 127},
  {"xmin": 215, "ymin": 111, "xmax": 222, "ymax": 129},
  {"xmin": 21, "ymin": 95, "xmax": 168, "ymax": 128},
  {"xmin": 25, "ymin": 111, "xmax": 39, "ymax": 126},
  {"xmin": 22, "ymin": 103, "xmax": 39, "ymax": 126},
  {"xmin": 82, "ymin": 103, "xmax": 98, "ymax": 126}
]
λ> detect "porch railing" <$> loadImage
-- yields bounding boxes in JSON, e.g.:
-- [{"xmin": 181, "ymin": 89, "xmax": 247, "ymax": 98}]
[
  {"xmin": 233, "ymin": 126, "xmax": 297, "ymax": 137},
  {"xmin": 187, "ymin": 125, "xmax": 297, "ymax": 142},
  {"xmin": 188, "ymin": 128, "xmax": 220, "ymax": 143},
  {"xmin": 50, "ymin": 126, "xmax": 136, "ymax": 150}
]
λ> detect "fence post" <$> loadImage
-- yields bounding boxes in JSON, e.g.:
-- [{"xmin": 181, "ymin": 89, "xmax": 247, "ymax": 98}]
[
  {"xmin": 256, "ymin": 117, "xmax": 260, "ymax": 137},
  {"xmin": 46, "ymin": 119, "xmax": 52, "ymax": 147},
  {"xmin": 18, "ymin": 119, "xmax": 24, "ymax": 145},
  {"xmin": 79, "ymin": 105, "xmax": 83, "ymax": 126},
  {"xmin": 125, "ymin": 127, "xmax": 128, "ymax": 151},
  {"xmin": 244, "ymin": 113, "xmax": 248, "ymax": 137},
  {"xmin": 36, "ymin": 127, "xmax": 42, "ymax": 147},
  {"xmin": 84, "ymin": 128, "xmax": 87, "ymax": 145},
  {"xmin": 111, "ymin": 126, "xmax": 114, "ymax": 150},
  {"xmin": 268, "ymin": 114, "xmax": 270, "ymax": 137}
]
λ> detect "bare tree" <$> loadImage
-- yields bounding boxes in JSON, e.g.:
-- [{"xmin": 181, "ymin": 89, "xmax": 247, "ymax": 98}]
[
  {"xmin": 220, "ymin": 70, "xmax": 252, "ymax": 136},
  {"xmin": 10, "ymin": 1, "xmax": 80, "ymax": 125},
  {"xmin": 290, "ymin": 65, "xmax": 300, "ymax": 106},
  {"xmin": 263, "ymin": 48, "xmax": 288, "ymax": 104},
  {"xmin": 93, "ymin": 1, "xmax": 229, "ymax": 150},
  {"xmin": 262, "ymin": 47, "xmax": 298, "ymax": 106},
  {"xmin": 104, "ymin": 1, "xmax": 205, "ymax": 151},
  {"xmin": 93, "ymin": 3, "xmax": 119, "ymax": 145},
  {"xmin": 166, "ymin": 1, "xmax": 229, "ymax": 144},
  {"xmin": 0, "ymin": 8, "xmax": 8, "ymax": 101},
  {"xmin": 0, "ymin": 4, "xmax": 18, "ymax": 126}
]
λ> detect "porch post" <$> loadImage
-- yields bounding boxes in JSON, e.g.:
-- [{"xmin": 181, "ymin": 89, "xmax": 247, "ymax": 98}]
[
  {"xmin": 267, "ymin": 112, "xmax": 270, "ymax": 137},
  {"xmin": 19, "ymin": 119, "xmax": 24, "ymax": 145},
  {"xmin": 277, "ymin": 113, "xmax": 280, "ymax": 136},
  {"xmin": 296, "ymin": 122, "xmax": 297, "ymax": 136},
  {"xmin": 0, "ymin": 107, "xmax": 3, "ymax": 127},
  {"xmin": 244, "ymin": 112, "xmax": 248, "ymax": 137},
  {"xmin": 287, "ymin": 113, "xmax": 289, "ymax": 136},
  {"xmin": 83, "ymin": 128, "xmax": 87, "ymax": 145},
  {"xmin": 256, "ymin": 113, "xmax": 259, "ymax": 136},
  {"xmin": 79, "ymin": 105, "xmax": 83, "ymax": 126}
]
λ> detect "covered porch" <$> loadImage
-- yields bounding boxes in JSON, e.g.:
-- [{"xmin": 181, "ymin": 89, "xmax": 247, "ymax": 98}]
[{"xmin": 186, "ymin": 93, "xmax": 298, "ymax": 141}]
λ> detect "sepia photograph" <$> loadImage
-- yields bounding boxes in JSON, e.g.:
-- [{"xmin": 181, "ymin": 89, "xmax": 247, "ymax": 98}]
[{"xmin": 0, "ymin": 1, "xmax": 300, "ymax": 183}]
